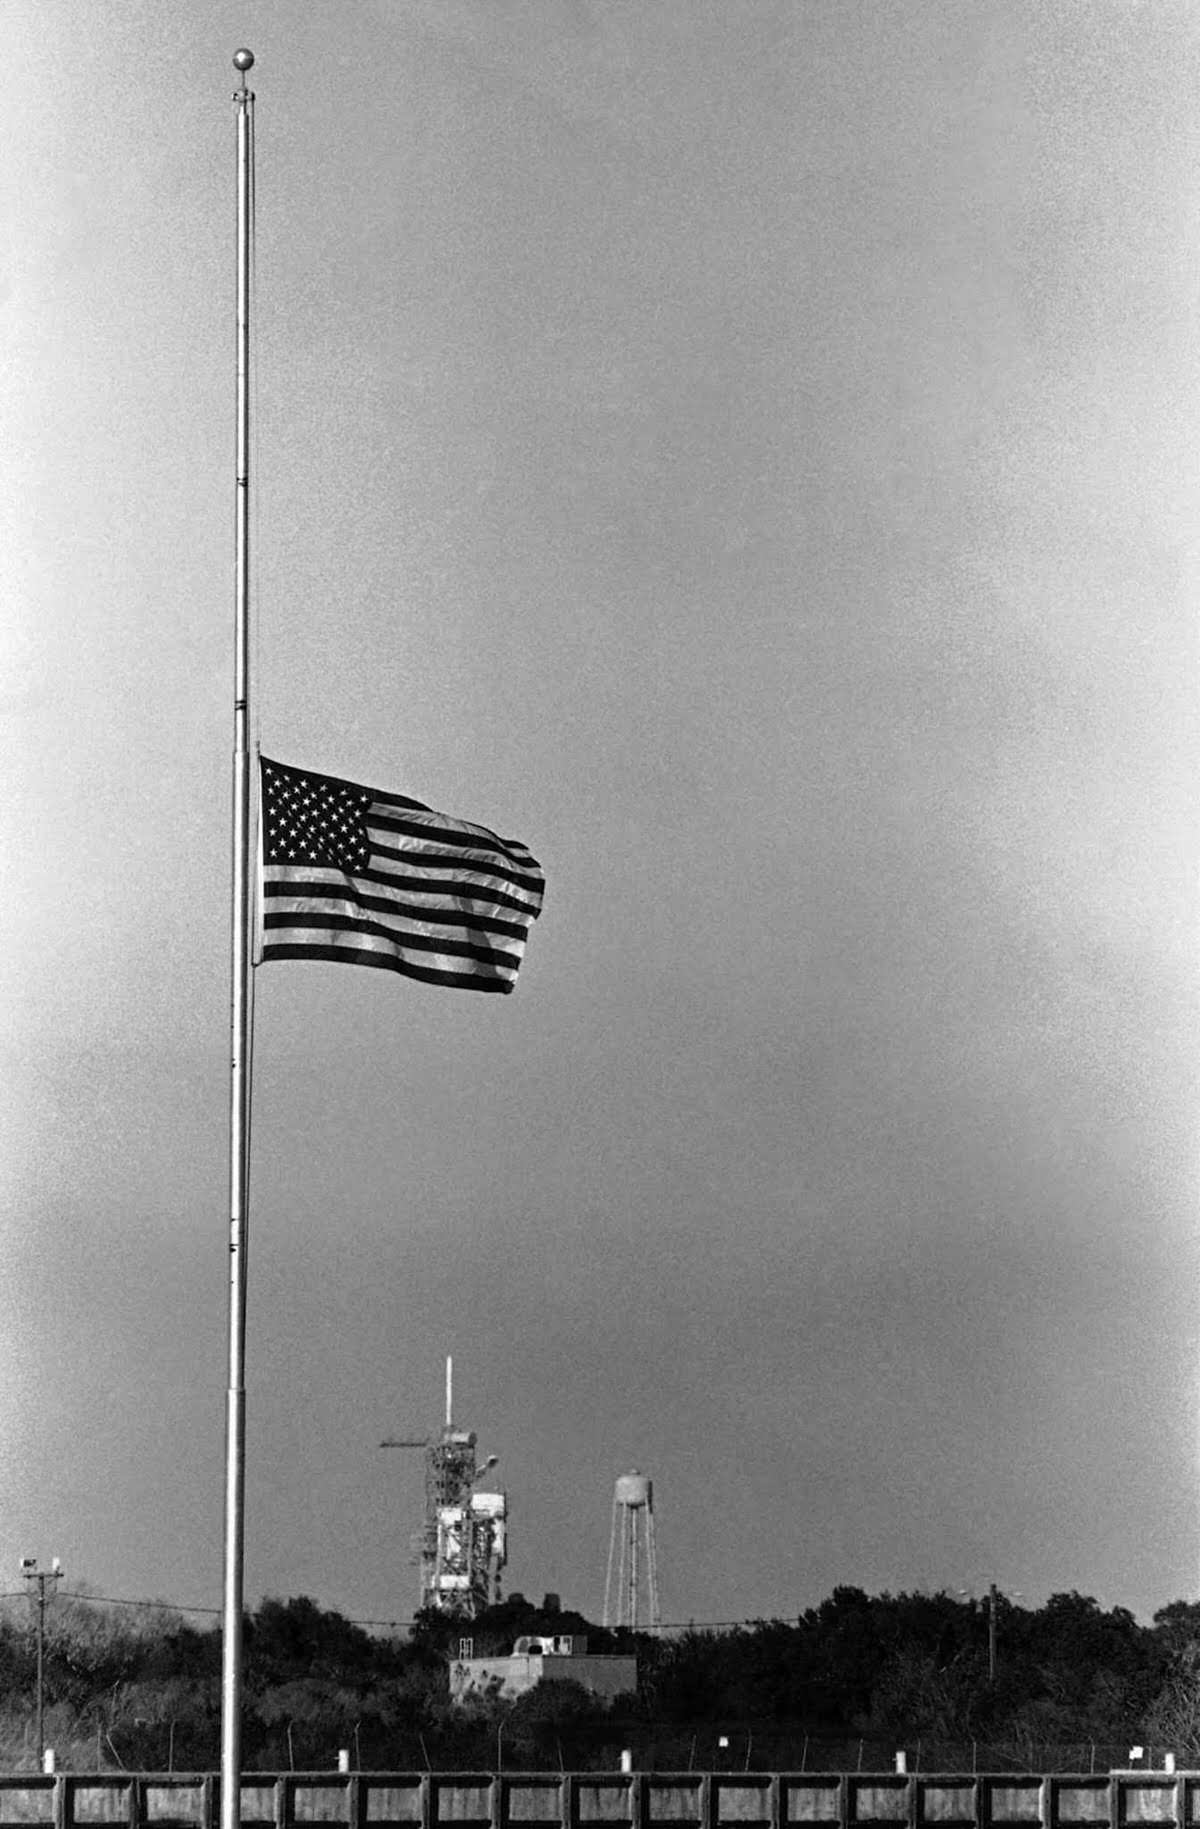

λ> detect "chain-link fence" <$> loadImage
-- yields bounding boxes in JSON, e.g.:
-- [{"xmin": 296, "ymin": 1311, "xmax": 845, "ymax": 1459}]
[
  {"xmin": 560, "ymin": 1730, "xmax": 1159, "ymax": 1774},
  {"xmin": 15, "ymin": 1713, "xmax": 1175, "ymax": 1777},
  {"xmin": 226, "ymin": 1726, "xmax": 1175, "ymax": 1776}
]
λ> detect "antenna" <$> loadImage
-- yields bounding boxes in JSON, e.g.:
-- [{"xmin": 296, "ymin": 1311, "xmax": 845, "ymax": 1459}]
[{"xmin": 445, "ymin": 1354, "xmax": 453, "ymax": 1429}]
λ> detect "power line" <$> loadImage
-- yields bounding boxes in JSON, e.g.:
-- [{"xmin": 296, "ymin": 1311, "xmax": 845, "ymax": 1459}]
[
  {"xmin": 0, "ymin": 1589, "xmax": 221, "ymax": 1618},
  {"xmin": 0, "ymin": 1588, "xmax": 806, "ymax": 1634}
]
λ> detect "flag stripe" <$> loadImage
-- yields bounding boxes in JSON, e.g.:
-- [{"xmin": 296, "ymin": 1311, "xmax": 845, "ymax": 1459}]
[
  {"xmin": 257, "ymin": 756, "xmax": 543, "ymax": 994},
  {"xmin": 367, "ymin": 837, "xmax": 540, "ymax": 899},
  {"xmin": 261, "ymin": 924, "xmax": 521, "ymax": 979},
  {"xmin": 369, "ymin": 807, "xmax": 538, "ymax": 871},
  {"xmin": 356, "ymin": 865, "xmax": 539, "ymax": 918},
  {"xmin": 261, "ymin": 876, "xmax": 536, "ymax": 940},
  {"xmin": 261, "ymin": 941, "xmax": 516, "ymax": 993},
  {"xmin": 262, "ymin": 907, "xmax": 522, "ymax": 969}
]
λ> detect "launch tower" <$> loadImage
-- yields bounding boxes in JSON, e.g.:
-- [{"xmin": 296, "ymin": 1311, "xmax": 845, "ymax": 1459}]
[{"xmin": 381, "ymin": 1357, "xmax": 507, "ymax": 1617}]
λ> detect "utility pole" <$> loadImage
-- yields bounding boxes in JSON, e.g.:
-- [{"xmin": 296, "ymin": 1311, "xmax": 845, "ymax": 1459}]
[{"xmin": 20, "ymin": 1557, "xmax": 63, "ymax": 1763}]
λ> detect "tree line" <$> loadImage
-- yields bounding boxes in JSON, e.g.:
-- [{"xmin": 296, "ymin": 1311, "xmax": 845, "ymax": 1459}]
[{"xmin": 1, "ymin": 1585, "xmax": 1199, "ymax": 1773}]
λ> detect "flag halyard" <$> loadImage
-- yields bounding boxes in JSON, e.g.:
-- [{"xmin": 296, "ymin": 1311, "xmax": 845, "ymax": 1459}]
[{"xmin": 258, "ymin": 756, "xmax": 544, "ymax": 993}]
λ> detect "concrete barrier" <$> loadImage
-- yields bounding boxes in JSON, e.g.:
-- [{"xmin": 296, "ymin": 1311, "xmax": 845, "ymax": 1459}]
[{"xmin": 0, "ymin": 1772, "xmax": 1192, "ymax": 1829}]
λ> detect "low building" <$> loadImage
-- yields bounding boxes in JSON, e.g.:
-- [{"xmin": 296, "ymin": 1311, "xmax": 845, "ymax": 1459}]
[{"xmin": 448, "ymin": 1633, "xmax": 637, "ymax": 1705}]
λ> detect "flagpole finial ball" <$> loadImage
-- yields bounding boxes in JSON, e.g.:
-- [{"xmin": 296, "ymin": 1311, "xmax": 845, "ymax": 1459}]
[{"xmin": 233, "ymin": 49, "xmax": 255, "ymax": 72}]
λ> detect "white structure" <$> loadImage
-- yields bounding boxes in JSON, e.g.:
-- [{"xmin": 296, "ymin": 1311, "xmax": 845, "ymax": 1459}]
[
  {"xmin": 432, "ymin": 1483, "xmax": 508, "ymax": 1612},
  {"xmin": 602, "ymin": 1470, "xmax": 660, "ymax": 1630},
  {"xmin": 449, "ymin": 1634, "xmax": 637, "ymax": 1705}
]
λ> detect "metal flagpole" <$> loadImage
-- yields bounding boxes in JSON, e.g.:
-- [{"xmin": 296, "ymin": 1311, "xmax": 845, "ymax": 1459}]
[{"xmin": 222, "ymin": 47, "xmax": 256, "ymax": 1829}]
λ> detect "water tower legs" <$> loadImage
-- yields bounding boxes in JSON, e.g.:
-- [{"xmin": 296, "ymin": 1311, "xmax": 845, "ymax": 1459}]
[{"xmin": 602, "ymin": 1470, "xmax": 660, "ymax": 1631}]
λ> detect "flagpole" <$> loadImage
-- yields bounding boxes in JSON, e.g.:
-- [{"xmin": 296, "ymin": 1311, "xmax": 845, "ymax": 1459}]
[{"xmin": 222, "ymin": 47, "xmax": 255, "ymax": 1829}]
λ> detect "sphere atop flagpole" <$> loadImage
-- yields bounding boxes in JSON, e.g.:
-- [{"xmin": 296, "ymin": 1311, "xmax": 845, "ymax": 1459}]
[{"xmin": 233, "ymin": 49, "xmax": 254, "ymax": 71}]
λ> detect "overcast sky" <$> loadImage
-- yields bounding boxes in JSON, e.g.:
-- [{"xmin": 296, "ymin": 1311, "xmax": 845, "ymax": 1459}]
[{"xmin": 1, "ymin": 0, "xmax": 1198, "ymax": 1635}]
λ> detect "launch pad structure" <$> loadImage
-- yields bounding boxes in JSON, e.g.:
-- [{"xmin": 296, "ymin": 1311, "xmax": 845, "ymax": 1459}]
[{"xmin": 382, "ymin": 1357, "xmax": 507, "ymax": 1618}]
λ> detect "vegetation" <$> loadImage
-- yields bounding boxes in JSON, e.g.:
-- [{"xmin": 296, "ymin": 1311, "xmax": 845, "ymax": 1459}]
[{"xmin": 0, "ymin": 1586, "xmax": 1199, "ymax": 1773}]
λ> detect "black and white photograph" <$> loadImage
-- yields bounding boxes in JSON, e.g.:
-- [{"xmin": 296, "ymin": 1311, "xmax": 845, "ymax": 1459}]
[{"xmin": 3, "ymin": 0, "xmax": 1198, "ymax": 1801}]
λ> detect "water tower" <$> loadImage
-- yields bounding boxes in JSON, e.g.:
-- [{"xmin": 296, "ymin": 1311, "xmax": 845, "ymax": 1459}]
[{"xmin": 603, "ymin": 1469, "xmax": 660, "ymax": 1630}]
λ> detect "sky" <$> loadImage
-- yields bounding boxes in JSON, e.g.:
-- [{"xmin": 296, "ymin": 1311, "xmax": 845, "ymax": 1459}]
[{"xmin": 1, "ymin": 0, "xmax": 1199, "ymax": 1637}]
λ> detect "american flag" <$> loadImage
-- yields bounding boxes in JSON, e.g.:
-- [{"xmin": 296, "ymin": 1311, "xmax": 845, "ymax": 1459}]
[{"xmin": 258, "ymin": 756, "xmax": 544, "ymax": 994}]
